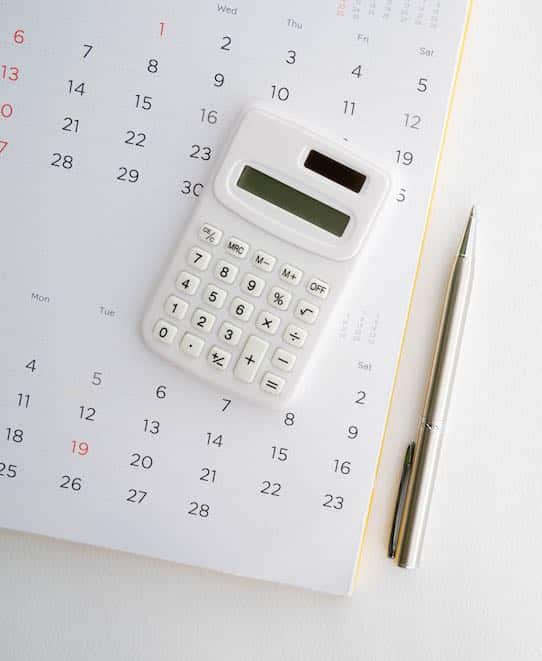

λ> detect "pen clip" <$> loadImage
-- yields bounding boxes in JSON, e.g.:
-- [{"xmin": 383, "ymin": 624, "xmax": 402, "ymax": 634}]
[{"xmin": 388, "ymin": 442, "xmax": 415, "ymax": 559}]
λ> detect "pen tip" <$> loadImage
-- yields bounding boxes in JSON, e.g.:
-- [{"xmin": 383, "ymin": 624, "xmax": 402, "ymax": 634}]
[{"xmin": 459, "ymin": 205, "xmax": 476, "ymax": 257}]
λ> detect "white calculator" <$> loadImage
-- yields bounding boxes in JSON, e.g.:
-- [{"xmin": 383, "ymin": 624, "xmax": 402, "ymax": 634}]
[{"xmin": 142, "ymin": 104, "xmax": 390, "ymax": 407}]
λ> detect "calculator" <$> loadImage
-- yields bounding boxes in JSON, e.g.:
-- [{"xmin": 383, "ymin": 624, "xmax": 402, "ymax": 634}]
[{"xmin": 142, "ymin": 104, "xmax": 391, "ymax": 407}]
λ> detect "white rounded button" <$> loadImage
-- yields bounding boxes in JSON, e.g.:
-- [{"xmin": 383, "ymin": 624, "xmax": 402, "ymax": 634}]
[
  {"xmin": 252, "ymin": 250, "xmax": 276, "ymax": 272},
  {"xmin": 307, "ymin": 277, "xmax": 329, "ymax": 299},
  {"xmin": 215, "ymin": 260, "xmax": 238, "ymax": 284},
  {"xmin": 199, "ymin": 224, "xmax": 222, "ymax": 245},
  {"xmin": 268, "ymin": 286, "xmax": 291, "ymax": 310},
  {"xmin": 188, "ymin": 246, "xmax": 211, "ymax": 271},
  {"xmin": 240, "ymin": 273, "xmax": 265, "ymax": 297},
  {"xmin": 191, "ymin": 308, "xmax": 216, "ymax": 333},
  {"xmin": 164, "ymin": 295, "xmax": 189, "ymax": 320},
  {"xmin": 225, "ymin": 236, "xmax": 249, "ymax": 259},
  {"xmin": 230, "ymin": 297, "xmax": 254, "ymax": 322},
  {"xmin": 203, "ymin": 284, "xmax": 227, "ymax": 309},
  {"xmin": 180, "ymin": 332, "xmax": 204, "ymax": 357},
  {"xmin": 207, "ymin": 345, "xmax": 231, "ymax": 371},
  {"xmin": 176, "ymin": 271, "xmax": 200, "ymax": 295},
  {"xmin": 153, "ymin": 319, "xmax": 177, "ymax": 344}
]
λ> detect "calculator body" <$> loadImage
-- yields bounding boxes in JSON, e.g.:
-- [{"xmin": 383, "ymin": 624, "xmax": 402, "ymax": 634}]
[{"xmin": 142, "ymin": 104, "xmax": 390, "ymax": 408}]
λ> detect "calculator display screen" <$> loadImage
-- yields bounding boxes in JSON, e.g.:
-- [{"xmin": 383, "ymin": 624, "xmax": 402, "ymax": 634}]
[{"xmin": 237, "ymin": 166, "xmax": 350, "ymax": 237}]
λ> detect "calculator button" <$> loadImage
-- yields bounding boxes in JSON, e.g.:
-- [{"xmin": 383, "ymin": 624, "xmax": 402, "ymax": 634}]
[
  {"xmin": 261, "ymin": 372, "xmax": 285, "ymax": 395},
  {"xmin": 255, "ymin": 311, "xmax": 281, "ymax": 335},
  {"xmin": 215, "ymin": 260, "xmax": 238, "ymax": 284},
  {"xmin": 240, "ymin": 273, "xmax": 265, "ymax": 297},
  {"xmin": 225, "ymin": 236, "xmax": 249, "ymax": 259},
  {"xmin": 203, "ymin": 284, "xmax": 227, "ymax": 309},
  {"xmin": 294, "ymin": 299, "xmax": 319, "ymax": 324},
  {"xmin": 268, "ymin": 286, "xmax": 292, "ymax": 310},
  {"xmin": 253, "ymin": 250, "xmax": 276, "ymax": 272},
  {"xmin": 191, "ymin": 308, "xmax": 216, "ymax": 333},
  {"xmin": 207, "ymin": 345, "xmax": 231, "ymax": 371},
  {"xmin": 180, "ymin": 332, "xmax": 205, "ymax": 357},
  {"xmin": 284, "ymin": 324, "xmax": 307, "ymax": 348},
  {"xmin": 279, "ymin": 263, "xmax": 303, "ymax": 286},
  {"xmin": 188, "ymin": 246, "xmax": 211, "ymax": 271},
  {"xmin": 199, "ymin": 224, "xmax": 223, "ymax": 246},
  {"xmin": 271, "ymin": 348, "xmax": 296, "ymax": 372},
  {"xmin": 234, "ymin": 335, "xmax": 269, "ymax": 383},
  {"xmin": 153, "ymin": 319, "xmax": 178, "ymax": 344},
  {"xmin": 230, "ymin": 297, "xmax": 254, "ymax": 322},
  {"xmin": 164, "ymin": 295, "xmax": 189, "ymax": 320},
  {"xmin": 218, "ymin": 321, "xmax": 242, "ymax": 346},
  {"xmin": 176, "ymin": 271, "xmax": 200, "ymax": 295},
  {"xmin": 307, "ymin": 277, "xmax": 329, "ymax": 299}
]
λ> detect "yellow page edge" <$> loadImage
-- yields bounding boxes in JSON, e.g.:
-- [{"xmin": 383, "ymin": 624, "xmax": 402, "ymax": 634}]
[{"xmin": 351, "ymin": 0, "xmax": 474, "ymax": 593}]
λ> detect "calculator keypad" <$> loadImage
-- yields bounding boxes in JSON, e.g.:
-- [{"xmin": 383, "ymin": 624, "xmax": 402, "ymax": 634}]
[
  {"xmin": 188, "ymin": 246, "xmax": 211, "ymax": 271},
  {"xmin": 234, "ymin": 335, "xmax": 269, "ymax": 383},
  {"xmin": 180, "ymin": 332, "xmax": 205, "ymax": 357},
  {"xmin": 154, "ymin": 319, "xmax": 178, "ymax": 344},
  {"xmin": 255, "ymin": 311, "xmax": 281, "ymax": 335},
  {"xmin": 164, "ymin": 295, "xmax": 189, "ymax": 320},
  {"xmin": 191, "ymin": 308, "xmax": 216, "ymax": 333},
  {"xmin": 225, "ymin": 236, "xmax": 249, "ymax": 259},
  {"xmin": 176, "ymin": 271, "xmax": 200, "ymax": 295},
  {"xmin": 207, "ymin": 345, "xmax": 231, "ymax": 371},
  {"xmin": 252, "ymin": 250, "xmax": 276, "ymax": 272},
  {"xmin": 240, "ymin": 273, "xmax": 265, "ymax": 297},
  {"xmin": 218, "ymin": 321, "xmax": 242, "ymax": 346},
  {"xmin": 151, "ymin": 222, "xmax": 332, "ymax": 400},
  {"xmin": 200, "ymin": 224, "xmax": 223, "ymax": 245},
  {"xmin": 215, "ymin": 260, "xmax": 238, "ymax": 284},
  {"xmin": 203, "ymin": 284, "xmax": 227, "ymax": 309},
  {"xmin": 230, "ymin": 297, "xmax": 254, "ymax": 322},
  {"xmin": 268, "ymin": 286, "xmax": 291, "ymax": 311}
]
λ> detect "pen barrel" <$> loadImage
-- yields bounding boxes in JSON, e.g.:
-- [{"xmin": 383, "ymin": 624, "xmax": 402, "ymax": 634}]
[{"xmin": 395, "ymin": 253, "xmax": 474, "ymax": 569}]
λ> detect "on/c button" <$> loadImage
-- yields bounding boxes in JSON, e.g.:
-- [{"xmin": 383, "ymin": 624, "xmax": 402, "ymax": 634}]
[{"xmin": 307, "ymin": 277, "xmax": 330, "ymax": 299}]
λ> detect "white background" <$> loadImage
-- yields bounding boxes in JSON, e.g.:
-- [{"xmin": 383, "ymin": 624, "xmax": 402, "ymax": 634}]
[{"xmin": 2, "ymin": 1, "xmax": 541, "ymax": 658}]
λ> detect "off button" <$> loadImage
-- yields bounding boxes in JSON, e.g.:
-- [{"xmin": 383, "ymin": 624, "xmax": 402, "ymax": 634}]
[{"xmin": 307, "ymin": 277, "xmax": 329, "ymax": 299}]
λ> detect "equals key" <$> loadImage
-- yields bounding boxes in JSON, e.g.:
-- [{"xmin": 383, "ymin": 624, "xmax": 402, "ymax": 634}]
[{"xmin": 261, "ymin": 372, "xmax": 285, "ymax": 395}]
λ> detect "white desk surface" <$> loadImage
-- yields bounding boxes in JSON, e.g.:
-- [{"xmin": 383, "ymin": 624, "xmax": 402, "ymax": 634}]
[{"xmin": 2, "ymin": 1, "xmax": 541, "ymax": 659}]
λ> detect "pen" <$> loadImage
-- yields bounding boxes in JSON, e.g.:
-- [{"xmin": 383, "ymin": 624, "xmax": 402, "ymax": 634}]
[{"xmin": 390, "ymin": 206, "xmax": 476, "ymax": 568}]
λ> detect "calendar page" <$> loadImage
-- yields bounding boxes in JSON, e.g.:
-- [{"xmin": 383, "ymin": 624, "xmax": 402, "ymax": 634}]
[{"xmin": 0, "ymin": 0, "xmax": 470, "ymax": 595}]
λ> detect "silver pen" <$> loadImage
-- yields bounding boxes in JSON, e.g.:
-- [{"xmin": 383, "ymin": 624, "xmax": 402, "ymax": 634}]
[{"xmin": 389, "ymin": 206, "xmax": 476, "ymax": 569}]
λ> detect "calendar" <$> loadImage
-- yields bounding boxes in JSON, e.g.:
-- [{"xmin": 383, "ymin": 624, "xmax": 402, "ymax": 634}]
[{"xmin": 0, "ymin": 0, "xmax": 471, "ymax": 595}]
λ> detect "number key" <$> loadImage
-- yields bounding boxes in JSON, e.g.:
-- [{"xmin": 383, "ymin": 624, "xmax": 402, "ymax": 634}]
[
  {"xmin": 176, "ymin": 271, "xmax": 200, "ymax": 295},
  {"xmin": 203, "ymin": 284, "xmax": 227, "ymax": 309},
  {"xmin": 153, "ymin": 319, "xmax": 177, "ymax": 344},
  {"xmin": 164, "ymin": 295, "xmax": 188, "ymax": 320},
  {"xmin": 230, "ymin": 297, "xmax": 254, "ymax": 322},
  {"xmin": 191, "ymin": 308, "xmax": 216, "ymax": 333},
  {"xmin": 215, "ymin": 259, "xmax": 238, "ymax": 284},
  {"xmin": 240, "ymin": 273, "xmax": 265, "ymax": 297},
  {"xmin": 188, "ymin": 246, "xmax": 211, "ymax": 271},
  {"xmin": 218, "ymin": 321, "xmax": 242, "ymax": 346}
]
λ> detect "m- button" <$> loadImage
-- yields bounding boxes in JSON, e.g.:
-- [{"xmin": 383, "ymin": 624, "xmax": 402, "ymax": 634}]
[
  {"xmin": 307, "ymin": 277, "xmax": 329, "ymax": 299},
  {"xmin": 225, "ymin": 236, "xmax": 249, "ymax": 259}
]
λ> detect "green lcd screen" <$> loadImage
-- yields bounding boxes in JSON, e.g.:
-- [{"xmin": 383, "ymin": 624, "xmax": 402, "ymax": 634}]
[{"xmin": 236, "ymin": 166, "xmax": 350, "ymax": 237}]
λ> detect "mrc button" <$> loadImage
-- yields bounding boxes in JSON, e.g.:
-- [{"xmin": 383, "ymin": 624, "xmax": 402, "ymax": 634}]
[
  {"xmin": 307, "ymin": 277, "xmax": 329, "ymax": 299},
  {"xmin": 225, "ymin": 236, "xmax": 249, "ymax": 259}
]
